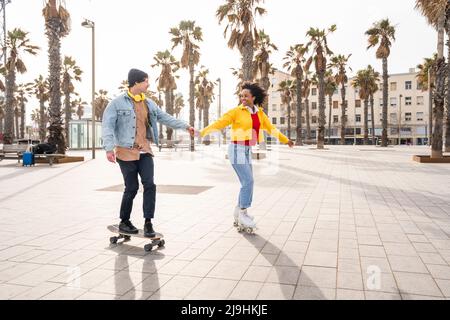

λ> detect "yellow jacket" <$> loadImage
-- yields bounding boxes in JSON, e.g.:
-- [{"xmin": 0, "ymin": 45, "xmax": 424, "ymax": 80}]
[{"xmin": 200, "ymin": 105, "xmax": 289, "ymax": 144}]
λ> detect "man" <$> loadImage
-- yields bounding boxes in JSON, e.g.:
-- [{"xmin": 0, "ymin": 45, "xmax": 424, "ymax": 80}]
[{"xmin": 102, "ymin": 68, "xmax": 194, "ymax": 237}]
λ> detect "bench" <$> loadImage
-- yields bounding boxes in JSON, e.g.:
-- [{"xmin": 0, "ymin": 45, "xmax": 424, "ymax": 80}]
[
  {"xmin": 0, "ymin": 144, "xmax": 29, "ymax": 163},
  {"xmin": 33, "ymin": 153, "xmax": 66, "ymax": 166},
  {"xmin": 158, "ymin": 139, "xmax": 191, "ymax": 152}
]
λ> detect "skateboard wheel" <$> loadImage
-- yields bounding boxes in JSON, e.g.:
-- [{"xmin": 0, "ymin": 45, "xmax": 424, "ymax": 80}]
[
  {"xmin": 246, "ymin": 227, "xmax": 253, "ymax": 234},
  {"xmin": 233, "ymin": 221, "xmax": 238, "ymax": 227},
  {"xmin": 144, "ymin": 244, "xmax": 153, "ymax": 252},
  {"xmin": 110, "ymin": 237, "xmax": 118, "ymax": 244},
  {"xmin": 236, "ymin": 226, "xmax": 242, "ymax": 232},
  {"xmin": 158, "ymin": 239, "xmax": 165, "ymax": 248}
]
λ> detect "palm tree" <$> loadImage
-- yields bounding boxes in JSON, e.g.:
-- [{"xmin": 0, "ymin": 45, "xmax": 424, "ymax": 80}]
[
  {"xmin": 329, "ymin": 54, "xmax": 352, "ymax": 145},
  {"xmin": 352, "ymin": 67, "xmax": 373, "ymax": 145},
  {"xmin": 302, "ymin": 71, "xmax": 313, "ymax": 140},
  {"xmin": 277, "ymin": 80, "xmax": 295, "ymax": 140},
  {"xmin": 365, "ymin": 19, "xmax": 396, "ymax": 147},
  {"xmin": 152, "ymin": 50, "xmax": 179, "ymax": 141},
  {"xmin": 43, "ymin": 0, "xmax": 71, "ymax": 154},
  {"xmin": 32, "ymin": 75, "xmax": 49, "ymax": 141},
  {"xmin": 0, "ymin": 100, "xmax": 4, "ymax": 136},
  {"xmin": 15, "ymin": 83, "xmax": 33, "ymax": 139},
  {"xmin": 31, "ymin": 109, "xmax": 40, "ymax": 129},
  {"xmin": 324, "ymin": 72, "xmax": 338, "ymax": 144},
  {"xmin": 72, "ymin": 98, "xmax": 87, "ymax": 120},
  {"xmin": 415, "ymin": 0, "xmax": 449, "ymax": 156},
  {"xmin": 2, "ymin": 28, "xmax": 39, "ymax": 144},
  {"xmin": 195, "ymin": 68, "xmax": 216, "ymax": 145},
  {"xmin": 61, "ymin": 56, "xmax": 82, "ymax": 141},
  {"xmin": 367, "ymin": 66, "xmax": 381, "ymax": 145},
  {"xmin": 253, "ymin": 30, "xmax": 277, "ymax": 114},
  {"xmin": 118, "ymin": 80, "xmax": 128, "ymax": 93},
  {"xmin": 216, "ymin": 0, "xmax": 266, "ymax": 82},
  {"xmin": 284, "ymin": 44, "xmax": 308, "ymax": 146},
  {"xmin": 174, "ymin": 94, "xmax": 185, "ymax": 118},
  {"xmin": 93, "ymin": 90, "xmax": 109, "ymax": 121},
  {"xmin": 305, "ymin": 25, "xmax": 336, "ymax": 149},
  {"xmin": 170, "ymin": 20, "xmax": 202, "ymax": 151}
]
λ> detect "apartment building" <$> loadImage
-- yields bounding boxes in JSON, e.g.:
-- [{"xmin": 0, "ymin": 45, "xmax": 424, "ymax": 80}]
[{"xmin": 268, "ymin": 69, "xmax": 431, "ymax": 145}]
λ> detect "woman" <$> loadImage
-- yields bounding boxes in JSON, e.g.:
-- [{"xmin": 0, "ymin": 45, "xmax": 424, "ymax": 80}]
[{"xmin": 201, "ymin": 82, "xmax": 294, "ymax": 233}]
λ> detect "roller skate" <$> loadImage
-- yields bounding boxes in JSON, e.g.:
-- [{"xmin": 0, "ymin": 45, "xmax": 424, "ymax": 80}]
[
  {"xmin": 235, "ymin": 209, "xmax": 256, "ymax": 234},
  {"xmin": 233, "ymin": 206, "xmax": 254, "ymax": 227}
]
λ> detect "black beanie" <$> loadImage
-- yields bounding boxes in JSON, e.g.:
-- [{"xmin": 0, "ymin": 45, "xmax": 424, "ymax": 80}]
[{"xmin": 128, "ymin": 68, "xmax": 148, "ymax": 87}]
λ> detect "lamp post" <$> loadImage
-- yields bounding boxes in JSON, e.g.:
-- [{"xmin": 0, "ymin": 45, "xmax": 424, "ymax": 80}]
[
  {"xmin": 398, "ymin": 94, "xmax": 402, "ymax": 145},
  {"xmin": 216, "ymin": 77, "xmax": 221, "ymax": 147},
  {"xmin": 81, "ymin": 18, "xmax": 96, "ymax": 159}
]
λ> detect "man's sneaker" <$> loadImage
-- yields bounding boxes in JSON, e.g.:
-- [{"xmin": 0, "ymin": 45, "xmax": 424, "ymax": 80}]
[
  {"xmin": 234, "ymin": 206, "xmax": 254, "ymax": 226},
  {"xmin": 119, "ymin": 220, "xmax": 138, "ymax": 234},
  {"xmin": 144, "ymin": 221, "xmax": 156, "ymax": 238},
  {"xmin": 238, "ymin": 209, "xmax": 256, "ymax": 228}
]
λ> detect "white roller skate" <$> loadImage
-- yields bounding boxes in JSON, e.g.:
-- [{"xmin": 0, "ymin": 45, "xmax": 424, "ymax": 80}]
[
  {"xmin": 235, "ymin": 209, "xmax": 256, "ymax": 234},
  {"xmin": 233, "ymin": 206, "xmax": 254, "ymax": 227}
]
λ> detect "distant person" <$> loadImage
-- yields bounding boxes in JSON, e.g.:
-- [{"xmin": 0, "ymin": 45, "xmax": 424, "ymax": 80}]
[
  {"xmin": 200, "ymin": 82, "xmax": 294, "ymax": 233},
  {"xmin": 102, "ymin": 68, "xmax": 195, "ymax": 237}
]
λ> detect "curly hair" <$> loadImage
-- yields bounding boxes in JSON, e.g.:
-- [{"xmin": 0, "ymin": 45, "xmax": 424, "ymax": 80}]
[{"xmin": 241, "ymin": 82, "xmax": 267, "ymax": 106}]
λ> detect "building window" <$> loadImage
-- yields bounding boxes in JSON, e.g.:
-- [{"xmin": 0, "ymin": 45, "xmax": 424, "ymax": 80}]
[
  {"xmin": 272, "ymin": 117, "xmax": 277, "ymax": 124},
  {"xmin": 280, "ymin": 117, "xmax": 285, "ymax": 125},
  {"xmin": 390, "ymin": 97, "xmax": 397, "ymax": 107},
  {"xmin": 291, "ymin": 117, "xmax": 296, "ymax": 124},
  {"xmin": 333, "ymin": 115, "xmax": 339, "ymax": 123},
  {"xmin": 390, "ymin": 113, "xmax": 397, "ymax": 123},
  {"xmin": 280, "ymin": 105, "xmax": 286, "ymax": 112},
  {"xmin": 312, "ymin": 116, "xmax": 317, "ymax": 124},
  {"xmin": 417, "ymin": 82, "xmax": 423, "ymax": 90},
  {"xmin": 355, "ymin": 114, "xmax": 361, "ymax": 122},
  {"xmin": 416, "ymin": 112, "xmax": 424, "ymax": 121},
  {"xmin": 417, "ymin": 96, "xmax": 424, "ymax": 105},
  {"xmin": 355, "ymin": 128, "xmax": 361, "ymax": 135},
  {"xmin": 390, "ymin": 82, "xmax": 397, "ymax": 91},
  {"xmin": 301, "ymin": 116, "xmax": 305, "ymax": 124},
  {"xmin": 355, "ymin": 100, "xmax": 361, "ymax": 108},
  {"xmin": 333, "ymin": 101, "xmax": 339, "ymax": 109},
  {"xmin": 405, "ymin": 81, "xmax": 412, "ymax": 90},
  {"xmin": 272, "ymin": 104, "xmax": 277, "ymax": 111},
  {"xmin": 405, "ymin": 112, "xmax": 412, "ymax": 121},
  {"xmin": 312, "ymin": 102, "xmax": 317, "ymax": 110},
  {"xmin": 334, "ymin": 89, "xmax": 339, "ymax": 95},
  {"xmin": 311, "ymin": 88, "xmax": 317, "ymax": 96},
  {"xmin": 367, "ymin": 114, "xmax": 372, "ymax": 122},
  {"xmin": 405, "ymin": 97, "xmax": 412, "ymax": 106},
  {"xmin": 271, "ymin": 91, "xmax": 278, "ymax": 99}
]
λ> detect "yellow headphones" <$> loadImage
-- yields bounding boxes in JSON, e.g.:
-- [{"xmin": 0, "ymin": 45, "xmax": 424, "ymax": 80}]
[{"xmin": 127, "ymin": 90, "xmax": 146, "ymax": 102}]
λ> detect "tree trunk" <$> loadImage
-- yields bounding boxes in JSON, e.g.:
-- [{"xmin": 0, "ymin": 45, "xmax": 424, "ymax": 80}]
[
  {"xmin": 241, "ymin": 35, "xmax": 254, "ymax": 82},
  {"xmin": 295, "ymin": 69, "xmax": 303, "ymax": 146},
  {"xmin": 203, "ymin": 100, "xmax": 210, "ymax": 145},
  {"xmin": 39, "ymin": 99, "xmax": 46, "ymax": 141},
  {"xmin": 381, "ymin": 57, "xmax": 389, "ymax": 147},
  {"xmin": 317, "ymin": 73, "xmax": 326, "ymax": 149},
  {"xmin": 46, "ymin": 20, "xmax": 66, "ymax": 154},
  {"xmin": 305, "ymin": 98, "xmax": 311, "ymax": 140},
  {"xmin": 287, "ymin": 99, "xmax": 291, "ymax": 140},
  {"xmin": 340, "ymin": 83, "xmax": 347, "ymax": 145},
  {"xmin": 15, "ymin": 107, "xmax": 19, "ymax": 139},
  {"xmin": 63, "ymin": 77, "xmax": 71, "ymax": 144},
  {"xmin": 363, "ymin": 98, "xmax": 369, "ymax": 145},
  {"xmin": 328, "ymin": 94, "xmax": 332, "ymax": 144},
  {"xmin": 20, "ymin": 99, "xmax": 25, "ymax": 139},
  {"xmin": 189, "ymin": 58, "xmax": 195, "ymax": 151},
  {"xmin": 197, "ymin": 107, "xmax": 202, "ymax": 144},
  {"xmin": 4, "ymin": 68, "xmax": 16, "ymax": 144},
  {"xmin": 165, "ymin": 90, "xmax": 173, "ymax": 141},
  {"xmin": 370, "ymin": 94, "xmax": 376, "ymax": 145},
  {"xmin": 431, "ymin": 57, "xmax": 446, "ymax": 158},
  {"xmin": 445, "ymin": 24, "xmax": 450, "ymax": 152}
]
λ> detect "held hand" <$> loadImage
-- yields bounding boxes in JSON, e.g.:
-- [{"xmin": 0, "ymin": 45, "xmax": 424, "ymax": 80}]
[
  {"xmin": 187, "ymin": 126, "xmax": 196, "ymax": 137},
  {"xmin": 106, "ymin": 151, "xmax": 116, "ymax": 163},
  {"xmin": 287, "ymin": 140, "xmax": 294, "ymax": 148}
]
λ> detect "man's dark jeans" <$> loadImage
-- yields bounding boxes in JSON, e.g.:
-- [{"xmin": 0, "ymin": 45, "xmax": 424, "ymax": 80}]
[{"xmin": 117, "ymin": 153, "xmax": 156, "ymax": 221}]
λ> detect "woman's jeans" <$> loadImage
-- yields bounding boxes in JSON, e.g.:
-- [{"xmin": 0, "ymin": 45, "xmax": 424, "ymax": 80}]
[
  {"xmin": 228, "ymin": 144, "xmax": 254, "ymax": 209},
  {"xmin": 117, "ymin": 153, "xmax": 156, "ymax": 221}
]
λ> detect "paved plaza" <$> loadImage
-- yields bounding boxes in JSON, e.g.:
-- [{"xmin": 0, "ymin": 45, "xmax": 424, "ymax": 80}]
[{"xmin": 0, "ymin": 144, "xmax": 450, "ymax": 300}]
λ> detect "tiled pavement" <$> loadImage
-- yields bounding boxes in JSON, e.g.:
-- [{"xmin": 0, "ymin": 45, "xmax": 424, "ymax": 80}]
[{"xmin": 0, "ymin": 144, "xmax": 450, "ymax": 300}]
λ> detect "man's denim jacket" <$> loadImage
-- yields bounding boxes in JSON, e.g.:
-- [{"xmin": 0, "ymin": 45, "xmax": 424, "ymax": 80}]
[{"xmin": 102, "ymin": 93, "xmax": 189, "ymax": 152}]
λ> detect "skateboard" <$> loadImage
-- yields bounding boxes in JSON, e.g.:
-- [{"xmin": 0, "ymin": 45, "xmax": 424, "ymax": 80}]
[{"xmin": 107, "ymin": 224, "xmax": 165, "ymax": 252}]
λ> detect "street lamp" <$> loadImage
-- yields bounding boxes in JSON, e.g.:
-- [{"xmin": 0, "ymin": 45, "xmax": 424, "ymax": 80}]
[
  {"xmin": 81, "ymin": 18, "xmax": 96, "ymax": 159},
  {"xmin": 398, "ymin": 94, "xmax": 402, "ymax": 146},
  {"xmin": 216, "ymin": 77, "xmax": 221, "ymax": 147}
]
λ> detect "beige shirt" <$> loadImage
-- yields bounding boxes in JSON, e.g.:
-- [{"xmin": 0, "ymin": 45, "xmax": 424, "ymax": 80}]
[{"xmin": 115, "ymin": 100, "xmax": 154, "ymax": 161}]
